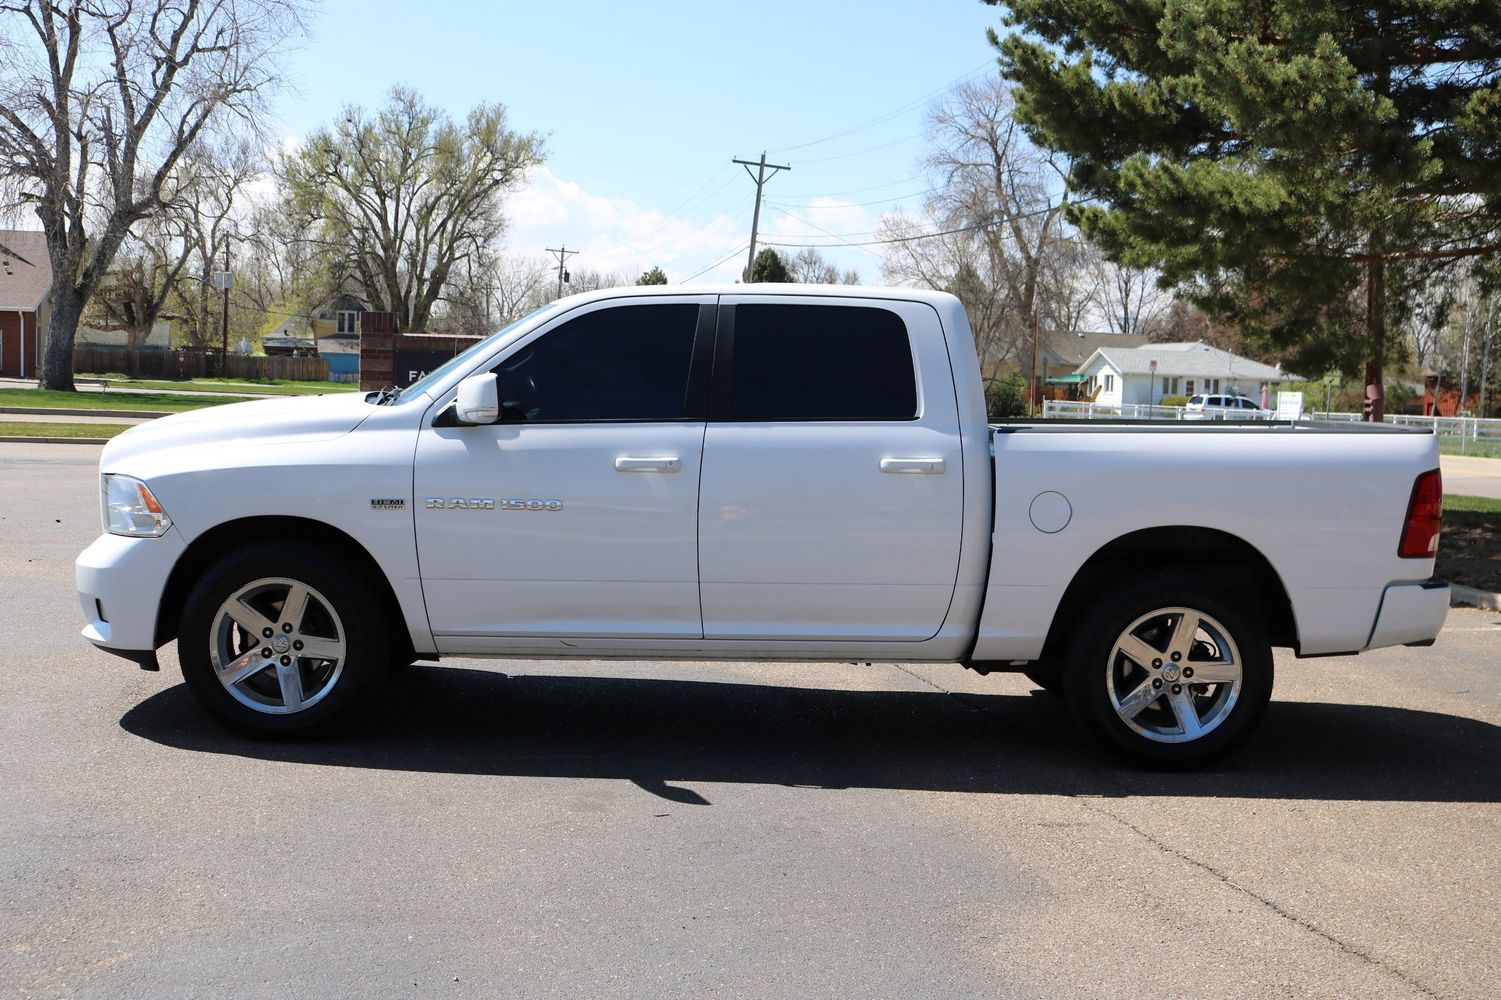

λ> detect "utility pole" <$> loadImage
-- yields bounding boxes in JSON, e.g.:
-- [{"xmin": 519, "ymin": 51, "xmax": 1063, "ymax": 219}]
[
  {"xmin": 217, "ymin": 235, "xmax": 232, "ymax": 371},
  {"xmin": 546, "ymin": 245, "xmax": 578, "ymax": 299},
  {"xmin": 733, "ymin": 152, "xmax": 790, "ymax": 282},
  {"xmin": 1029, "ymin": 307, "xmax": 1039, "ymax": 417}
]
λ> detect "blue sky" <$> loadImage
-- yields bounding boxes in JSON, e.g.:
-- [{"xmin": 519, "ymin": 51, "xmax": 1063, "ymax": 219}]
[{"xmin": 274, "ymin": 0, "xmax": 1004, "ymax": 284}]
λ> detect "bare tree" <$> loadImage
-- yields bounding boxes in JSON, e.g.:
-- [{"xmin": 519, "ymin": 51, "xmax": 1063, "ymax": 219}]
[
  {"xmin": 492, "ymin": 253, "xmax": 550, "ymax": 324},
  {"xmin": 562, "ymin": 267, "xmax": 632, "ymax": 296},
  {"xmin": 85, "ymin": 208, "xmax": 193, "ymax": 348},
  {"xmin": 0, "ymin": 0, "xmax": 301, "ymax": 389},
  {"xmin": 170, "ymin": 138, "xmax": 261, "ymax": 349},
  {"xmin": 282, "ymin": 87, "xmax": 545, "ymax": 333},
  {"xmin": 880, "ymin": 79, "xmax": 1072, "ymax": 386},
  {"xmin": 1094, "ymin": 258, "xmax": 1167, "ymax": 336},
  {"xmin": 789, "ymin": 247, "xmax": 859, "ymax": 285}
]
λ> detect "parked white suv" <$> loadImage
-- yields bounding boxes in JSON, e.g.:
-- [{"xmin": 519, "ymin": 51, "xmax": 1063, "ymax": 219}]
[{"xmin": 1184, "ymin": 394, "xmax": 1270, "ymax": 420}]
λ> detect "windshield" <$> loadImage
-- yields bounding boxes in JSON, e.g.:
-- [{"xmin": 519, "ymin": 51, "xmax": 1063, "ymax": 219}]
[{"xmin": 392, "ymin": 304, "xmax": 559, "ymax": 402}]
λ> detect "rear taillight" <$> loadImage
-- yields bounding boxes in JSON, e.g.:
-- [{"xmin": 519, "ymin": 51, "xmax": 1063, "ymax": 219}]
[{"xmin": 1398, "ymin": 469, "xmax": 1443, "ymax": 558}]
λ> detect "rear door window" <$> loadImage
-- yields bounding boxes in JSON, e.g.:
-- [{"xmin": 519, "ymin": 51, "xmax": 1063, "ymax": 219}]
[{"xmin": 725, "ymin": 304, "xmax": 917, "ymax": 421}]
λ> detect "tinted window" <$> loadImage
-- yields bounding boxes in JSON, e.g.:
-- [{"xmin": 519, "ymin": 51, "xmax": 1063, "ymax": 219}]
[
  {"xmin": 1189, "ymin": 395, "xmax": 1204, "ymax": 405},
  {"xmin": 729, "ymin": 304, "xmax": 916, "ymax": 421},
  {"xmin": 1240, "ymin": 399, "xmax": 1258, "ymax": 409},
  {"xmin": 491, "ymin": 304, "xmax": 699, "ymax": 421}
]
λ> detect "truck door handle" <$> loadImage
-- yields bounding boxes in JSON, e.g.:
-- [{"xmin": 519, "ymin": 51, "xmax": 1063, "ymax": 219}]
[
  {"xmin": 880, "ymin": 457, "xmax": 946, "ymax": 474},
  {"xmin": 615, "ymin": 456, "xmax": 681, "ymax": 473}
]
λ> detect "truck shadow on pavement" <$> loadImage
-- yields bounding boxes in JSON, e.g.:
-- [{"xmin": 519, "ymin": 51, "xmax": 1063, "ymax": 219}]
[{"xmin": 120, "ymin": 666, "xmax": 1501, "ymax": 804}]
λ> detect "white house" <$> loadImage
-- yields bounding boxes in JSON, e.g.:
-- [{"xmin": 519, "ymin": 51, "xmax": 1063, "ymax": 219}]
[{"xmin": 1077, "ymin": 341, "xmax": 1300, "ymax": 406}]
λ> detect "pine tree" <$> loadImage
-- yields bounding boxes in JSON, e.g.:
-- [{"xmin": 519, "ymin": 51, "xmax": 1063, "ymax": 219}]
[
  {"xmin": 749, "ymin": 248, "xmax": 794, "ymax": 283},
  {"xmin": 991, "ymin": 1, "xmax": 1501, "ymax": 419},
  {"xmin": 636, "ymin": 265, "xmax": 668, "ymax": 285}
]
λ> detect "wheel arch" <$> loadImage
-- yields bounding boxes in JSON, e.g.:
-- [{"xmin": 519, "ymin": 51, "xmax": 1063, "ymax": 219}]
[
  {"xmin": 155, "ymin": 516, "xmax": 414, "ymax": 662},
  {"xmin": 1038, "ymin": 525, "xmax": 1298, "ymax": 664}
]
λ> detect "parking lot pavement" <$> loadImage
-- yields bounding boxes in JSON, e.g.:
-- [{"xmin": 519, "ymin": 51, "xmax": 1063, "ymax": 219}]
[
  {"xmin": 1442, "ymin": 453, "xmax": 1501, "ymax": 501},
  {"xmin": 3, "ymin": 441, "xmax": 1499, "ymax": 999}
]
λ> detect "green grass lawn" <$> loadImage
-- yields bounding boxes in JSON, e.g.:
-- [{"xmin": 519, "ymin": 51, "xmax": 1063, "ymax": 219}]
[
  {"xmin": 0, "ymin": 387, "xmax": 256, "ymax": 412},
  {"xmin": 1438, "ymin": 438, "xmax": 1501, "ymax": 460},
  {"xmin": 1440, "ymin": 494, "xmax": 1501, "ymax": 594},
  {"xmin": 79, "ymin": 373, "xmax": 357, "ymax": 396},
  {"xmin": 0, "ymin": 421, "xmax": 133, "ymax": 439}
]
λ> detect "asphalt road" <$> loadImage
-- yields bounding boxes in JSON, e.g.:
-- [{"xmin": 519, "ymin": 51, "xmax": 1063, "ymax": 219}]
[{"xmin": 3, "ymin": 441, "xmax": 1499, "ymax": 999}]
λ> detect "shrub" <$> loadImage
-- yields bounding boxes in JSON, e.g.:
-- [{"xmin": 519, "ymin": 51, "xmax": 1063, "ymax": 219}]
[
  {"xmin": 986, "ymin": 373, "xmax": 1029, "ymax": 419},
  {"xmin": 1159, "ymin": 394, "xmax": 1189, "ymax": 407}
]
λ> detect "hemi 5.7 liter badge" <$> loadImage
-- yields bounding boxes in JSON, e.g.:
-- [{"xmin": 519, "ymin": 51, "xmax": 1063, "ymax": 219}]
[{"xmin": 370, "ymin": 498, "xmax": 406, "ymax": 511}]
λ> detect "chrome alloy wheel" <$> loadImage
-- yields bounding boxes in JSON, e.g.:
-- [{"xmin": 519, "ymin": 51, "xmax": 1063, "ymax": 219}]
[
  {"xmin": 210, "ymin": 577, "xmax": 347, "ymax": 715},
  {"xmin": 1105, "ymin": 607, "xmax": 1242, "ymax": 744}
]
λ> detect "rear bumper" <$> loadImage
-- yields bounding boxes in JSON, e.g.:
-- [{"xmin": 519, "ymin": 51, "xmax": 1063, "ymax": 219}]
[
  {"xmin": 1364, "ymin": 579, "xmax": 1450, "ymax": 650},
  {"xmin": 76, "ymin": 528, "xmax": 186, "ymax": 655}
]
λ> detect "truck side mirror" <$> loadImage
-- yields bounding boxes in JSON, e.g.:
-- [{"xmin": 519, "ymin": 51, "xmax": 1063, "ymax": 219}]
[{"xmin": 454, "ymin": 373, "xmax": 500, "ymax": 425}]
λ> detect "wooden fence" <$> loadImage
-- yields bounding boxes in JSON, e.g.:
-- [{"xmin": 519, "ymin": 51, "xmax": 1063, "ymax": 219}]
[{"xmin": 73, "ymin": 346, "xmax": 329, "ymax": 382}]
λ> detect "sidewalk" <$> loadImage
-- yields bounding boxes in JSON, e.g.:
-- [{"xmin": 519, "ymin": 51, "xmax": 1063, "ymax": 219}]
[
  {"xmin": 1441, "ymin": 454, "xmax": 1501, "ymax": 501},
  {"xmin": 0, "ymin": 376, "xmax": 282, "ymax": 399}
]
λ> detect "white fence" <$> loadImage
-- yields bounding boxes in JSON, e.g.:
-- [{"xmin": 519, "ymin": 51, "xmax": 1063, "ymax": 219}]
[{"xmin": 1041, "ymin": 399, "xmax": 1501, "ymax": 444}]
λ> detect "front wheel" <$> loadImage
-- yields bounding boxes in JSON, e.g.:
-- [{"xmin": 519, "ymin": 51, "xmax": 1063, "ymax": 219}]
[
  {"xmin": 177, "ymin": 541, "xmax": 391, "ymax": 737},
  {"xmin": 1062, "ymin": 571, "xmax": 1273, "ymax": 767}
]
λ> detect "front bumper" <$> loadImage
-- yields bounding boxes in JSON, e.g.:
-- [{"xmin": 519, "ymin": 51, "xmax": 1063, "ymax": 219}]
[
  {"xmin": 1364, "ymin": 579, "xmax": 1450, "ymax": 650},
  {"xmin": 76, "ymin": 528, "xmax": 187, "ymax": 656}
]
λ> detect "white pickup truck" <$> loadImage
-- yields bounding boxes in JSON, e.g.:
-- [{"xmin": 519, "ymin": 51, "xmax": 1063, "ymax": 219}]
[{"xmin": 76, "ymin": 286, "xmax": 1450, "ymax": 764}]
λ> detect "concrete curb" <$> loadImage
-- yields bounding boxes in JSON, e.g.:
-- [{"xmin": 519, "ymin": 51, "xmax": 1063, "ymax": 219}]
[
  {"xmin": 0, "ymin": 435, "xmax": 110, "ymax": 445},
  {"xmin": 1451, "ymin": 584, "xmax": 1501, "ymax": 611},
  {"xmin": 0, "ymin": 405, "xmax": 164, "ymax": 419}
]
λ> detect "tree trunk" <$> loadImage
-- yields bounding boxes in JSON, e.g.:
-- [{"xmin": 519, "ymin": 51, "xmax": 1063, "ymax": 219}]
[
  {"xmin": 39, "ymin": 287, "xmax": 86, "ymax": 391},
  {"xmin": 1363, "ymin": 257, "xmax": 1386, "ymax": 422}
]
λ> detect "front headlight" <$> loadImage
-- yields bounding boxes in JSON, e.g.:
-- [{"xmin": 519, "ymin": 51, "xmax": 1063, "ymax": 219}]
[{"xmin": 101, "ymin": 474, "xmax": 173, "ymax": 537}]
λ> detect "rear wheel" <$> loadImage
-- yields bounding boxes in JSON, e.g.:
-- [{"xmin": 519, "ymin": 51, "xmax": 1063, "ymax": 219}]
[
  {"xmin": 177, "ymin": 541, "xmax": 391, "ymax": 737},
  {"xmin": 1061, "ymin": 571, "xmax": 1273, "ymax": 767}
]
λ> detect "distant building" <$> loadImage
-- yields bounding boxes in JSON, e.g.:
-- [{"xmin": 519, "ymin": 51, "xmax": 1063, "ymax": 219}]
[
  {"xmin": 1076, "ymin": 341, "xmax": 1300, "ymax": 406},
  {"xmin": 268, "ymin": 294, "xmax": 367, "ymax": 378},
  {"xmin": 76, "ymin": 321, "xmax": 172, "ymax": 350},
  {"xmin": 0, "ymin": 230, "xmax": 51, "ymax": 378},
  {"xmin": 1039, "ymin": 330, "xmax": 1153, "ymax": 399}
]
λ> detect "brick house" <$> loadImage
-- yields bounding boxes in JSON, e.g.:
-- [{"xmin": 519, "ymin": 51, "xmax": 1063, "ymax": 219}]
[{"xmin": 0, "ymin": 230, "xmax": 51, "ymax": 379}]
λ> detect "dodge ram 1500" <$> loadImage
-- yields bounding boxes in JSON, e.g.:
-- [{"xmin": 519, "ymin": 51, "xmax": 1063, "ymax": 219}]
[{"xmin": 77, "ymin": 286, "xmax": 1449, "ymax": 764}]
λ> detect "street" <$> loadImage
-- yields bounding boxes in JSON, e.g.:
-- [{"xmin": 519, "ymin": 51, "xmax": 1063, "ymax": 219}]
[{"xmin": 3, "ymin": 441, "xmax": 1499, "ymax": 999}]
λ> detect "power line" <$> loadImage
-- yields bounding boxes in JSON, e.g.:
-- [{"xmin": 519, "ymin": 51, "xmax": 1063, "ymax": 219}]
[
  {"xmin": 777, "ymin": 174, "xmax": 922, "ymax": 199},
  {"xmin": 581, "ymin": 169, "xmax": 744, "ymax": 259},
  {"xmin": 769, "ymin": 61, "xmax": 994, "ymax": 153},
  {"xmin": 680, "ymin": 243, "xmax": 750, "ymax": 284},
  {"xmin": 758, "ymin": 199, "xmax": 1090, "ymax": 249},
  {"xmin": 767, "ymin": 187, "xmax": 934, "ymax": 209},
  {"xmin": 794, "ymin": 133, "xmax": 924, "ymax": 165},
  {"xmin": 760, "ymin": 208, "xmax": 887, "ymax": 261},
  {"xmin": 586, "ymin": 189, "xmax": 753, "ymax": 261}
]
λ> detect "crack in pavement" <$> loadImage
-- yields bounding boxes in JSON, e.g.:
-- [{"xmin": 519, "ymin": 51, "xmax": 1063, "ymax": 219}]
[
  {"xmin": 1074, "ymin": 798, "xmax": 1446, "ymax": 999},
  {"xmin": 894, "ymin": 661, "xmax": 1448, "ymax": 999}
]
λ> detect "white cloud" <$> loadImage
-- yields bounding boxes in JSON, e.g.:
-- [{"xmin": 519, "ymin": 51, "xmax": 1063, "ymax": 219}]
[{"xmin": 503, "ymin": 166, "xmax": 752, "ymax": 283}]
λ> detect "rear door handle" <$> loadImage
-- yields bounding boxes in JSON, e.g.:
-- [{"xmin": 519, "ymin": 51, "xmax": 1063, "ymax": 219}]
[
  {"xmin": 880, "ymin": 457, "xmax": 946, "ymax": 474},
  {"xmin": 615, "ymin": 456, "xmax": 681, "ymax": 473}
]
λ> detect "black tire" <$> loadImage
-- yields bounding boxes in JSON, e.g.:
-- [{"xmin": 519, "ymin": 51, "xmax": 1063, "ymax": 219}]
[
  {"xmin": 177, "ymin": 540, "xmax": 391, "ymax": 738},
  {"xmin": 1023, "ymin": 667, "xmax": 1063, "ymax": 694},
  {"xmin": 1060, "ymin": 570, "xmax": 1273, "ymax": 767}
]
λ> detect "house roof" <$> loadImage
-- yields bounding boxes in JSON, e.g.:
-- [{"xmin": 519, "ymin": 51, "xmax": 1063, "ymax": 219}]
[
  {"xmin": 1041, "ymin": 330, "xmax": 1152, "ymax": 367},
  {"xmin": 1077, "ymin": 341, "xmax": 1300, "ymax": 382},
  {"xmin": 0, "ymin": 230, "xmax": 52, "ymax": 312}
]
